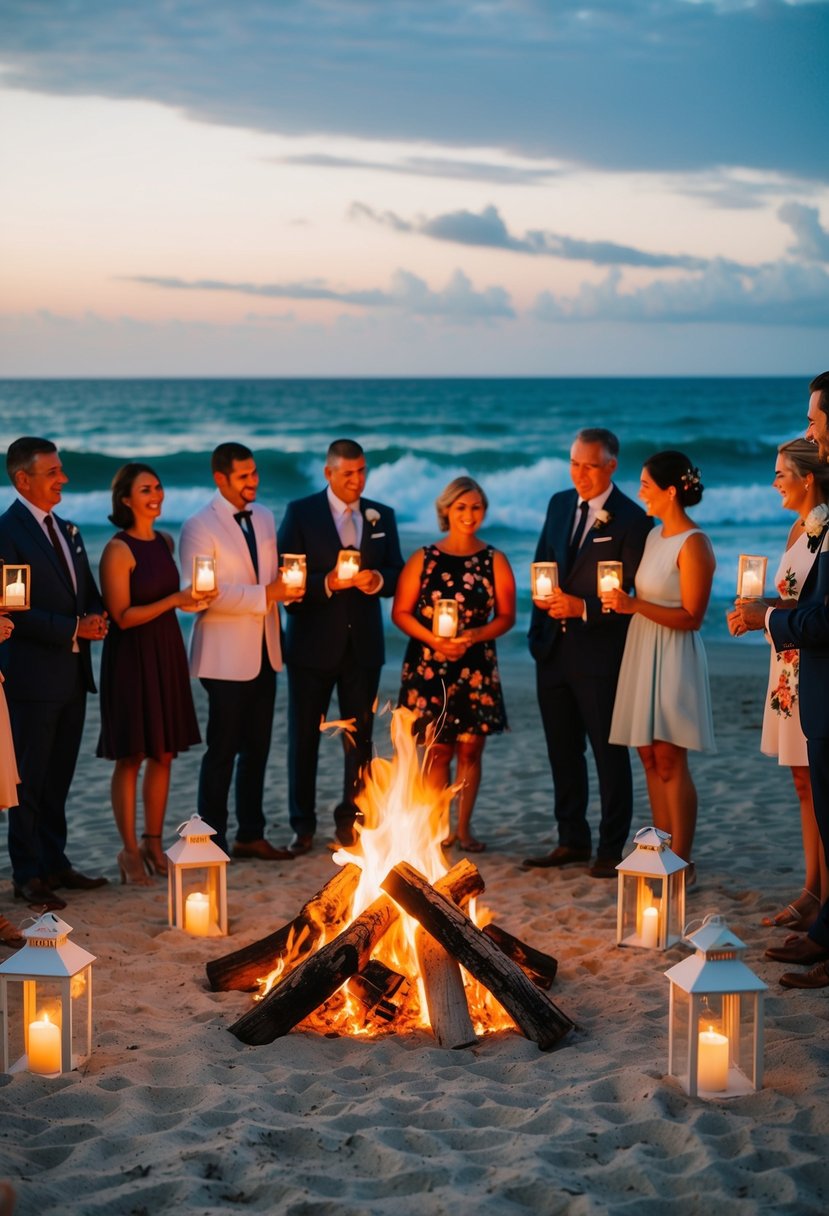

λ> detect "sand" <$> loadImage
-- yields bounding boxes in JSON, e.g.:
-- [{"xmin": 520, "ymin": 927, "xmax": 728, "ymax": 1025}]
[{"xmin": 1, "ymin": 640, "xmax": 828, "ymax": 1216}]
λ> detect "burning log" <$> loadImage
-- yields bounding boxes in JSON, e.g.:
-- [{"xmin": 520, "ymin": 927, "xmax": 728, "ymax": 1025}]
[
  {"xmin": 382, "ymin": 862, "xmax": 575, "ymax": 1051},
  {"xmin": 229, "ymin": 895, "xmax": 400, "ymax": 1044},
  {"xmin": 347, "ymin": 960, "xmax": 407, "ymax": 1025},
  {"xmin": 415, "ymin": 929, "xmax": 477, "ymax": 1049},
  {"xmin": 482, "ymin": 923, "xmax": 558, "ymax": 990},
  {"xmin": 206, "ymin": 864, "xmax": 361, "ymax": 992}
]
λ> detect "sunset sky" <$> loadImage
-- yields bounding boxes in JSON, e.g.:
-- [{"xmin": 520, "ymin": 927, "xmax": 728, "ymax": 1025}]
[{"xmin": 1, "ymin": 0, "xmax": 828, "ymax": 376}]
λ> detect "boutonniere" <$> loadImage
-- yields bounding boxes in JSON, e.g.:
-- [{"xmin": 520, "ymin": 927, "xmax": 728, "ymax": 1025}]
[
  {"xmin": 365, "ymin": 508, "xmax": 381, "ymax": 527},
  {"xmin": 592, "ymin": 509, "xmax": 612, "ymax": 531},
  {"xmin": 805, "ymin": 503, "xmax": 829, "ymax": 552},
  {"xmin": 66, "ymin": 522, "xmax": 83, "ymax": 552}
]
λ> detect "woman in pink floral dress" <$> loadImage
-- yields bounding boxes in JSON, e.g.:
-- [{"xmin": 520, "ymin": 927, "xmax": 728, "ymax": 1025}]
[{"xmin": 730, "ymin": 438, "xmax": 829, "ymax": 929}]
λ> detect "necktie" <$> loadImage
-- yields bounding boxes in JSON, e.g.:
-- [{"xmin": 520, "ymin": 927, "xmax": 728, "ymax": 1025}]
[
  {"xmin": 340, "ymin": 506, "xmax": 358, "ymax": 549},
  {"xmin": 234, "ymin": 510, "xmax": 259, "ymax": 578},
  {"xmin": 44, "ymin": 514, "xmax": 74, "ymax": 587},
  {"xmin": 567, "ymin": 500, "xmax": 590, "ymax": 567}
]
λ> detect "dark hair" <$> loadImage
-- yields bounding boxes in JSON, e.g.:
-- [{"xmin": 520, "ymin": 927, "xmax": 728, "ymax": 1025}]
[
  {"xmin": 109, "ymin": 463, "xmax": 162, "ymax": 529},
  {"xmin": 810, "ymin": 371, "xmax": 829, "ymax": 422},
  {"xmin": 211, "ymin": 442, "xmax": 253, "ymax": 477},
  {"xmin": 326, "ymin": 438, "xmax": 364, "ymax": 465},
  {"xmin": 575, "ymin": 428, "xmax": 619, "ymax": 459},
  {"xmin": 435, "ymin": 476, "xmax": 489, "ymax": 532},
  {"xmin": 6, "ymin": 437, "xmax": 57, "ymax": 484},
  {"xmin": 644, "ymin": 450, "xmax": 704, "ymax": 507}
]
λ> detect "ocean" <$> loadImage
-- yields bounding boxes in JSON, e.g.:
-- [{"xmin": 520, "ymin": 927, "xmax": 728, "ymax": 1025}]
[{"xmin": 0, "ymin": 377, "xmax": 811, "ymax": 658}]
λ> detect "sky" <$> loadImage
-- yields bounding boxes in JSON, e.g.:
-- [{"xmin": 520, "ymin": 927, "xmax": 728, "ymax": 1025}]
[{"xmin": 1, "ymin": 0, "xmax": 828, "ymax": 377}]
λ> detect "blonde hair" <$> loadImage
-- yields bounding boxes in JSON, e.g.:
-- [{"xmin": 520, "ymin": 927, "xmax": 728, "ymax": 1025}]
[
  {"xmin": 778, "ymin": 438, "xmax": 829, "ymax": 498},
  {"xmin": 435, "ymin": 476, "xmax": 489, "ymax": 532}
]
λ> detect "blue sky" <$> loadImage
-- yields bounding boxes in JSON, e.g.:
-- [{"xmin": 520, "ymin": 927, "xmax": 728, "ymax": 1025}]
[{"xmin": 1, "ymin": 0, "xmax": 827, "ymax": 375}]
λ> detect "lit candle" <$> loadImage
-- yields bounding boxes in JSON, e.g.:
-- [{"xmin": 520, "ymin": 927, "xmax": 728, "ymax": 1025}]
[
  {"xmin": 641, "ymin": 905, "xmax": 659, "ymax": 949},
  {"xmin": 283, "ymin": 566, "xmax": 304, "ymax": 587},
  {"xmin": 535, "ymin": 574, "xmax": 553, "ymax": 599},
  {"xmin": 740, "ymin": 570, "xmax": 762, "ymax": 598},
  {"xmin": 437, "ymin": 611, "xmax": 455, "ymax": 638},
  {"xmin": 28, "ymin": 1013, "xmax": 61, "ymax": 1075},
  {"xmin": 194, "ymin": 564, "xmax": 215, "ymax": 593},
  {"xmin": 184, "ymin": 891, "xmax": 211, "ymax": 936},
  {"xmin": 697, "ymin": 1026, "xmax": 729, "ymax": 1092},
  {"xmin": 337, "ymin": 556, "xmax": 359, "ymax": 581},
  {"xmin": 4, "ymin": 575, "xmax": 25, "ymax": 606},
  {"xmin": 599, "ymin": 572, "xmax": 621, "ymax": 593}
]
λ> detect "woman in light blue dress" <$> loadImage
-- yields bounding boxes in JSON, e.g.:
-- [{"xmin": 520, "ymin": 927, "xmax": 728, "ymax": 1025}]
[{"xmin": 604, "ymin": 451, "xmax": 715, "ymax": 868}]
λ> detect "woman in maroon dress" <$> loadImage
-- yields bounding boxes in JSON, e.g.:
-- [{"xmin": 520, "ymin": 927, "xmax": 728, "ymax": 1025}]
[{"xmin": 98, "ymin": 463, "xmax": 214, "ymax": 884}]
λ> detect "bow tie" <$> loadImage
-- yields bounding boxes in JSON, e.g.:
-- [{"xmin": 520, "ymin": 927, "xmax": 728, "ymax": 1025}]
[{"xmin": 234, "ymin": 510, "xmax": 253, "ymax": 523}]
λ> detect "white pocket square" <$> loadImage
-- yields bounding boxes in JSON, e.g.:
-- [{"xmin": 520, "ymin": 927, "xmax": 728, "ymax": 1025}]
[
  {"xmin": 371, "ymin": 532, "xmax": 386, "ymax": 539},
  {"xmin": 592, "ymin": 536, "xmax": 612, "ymax": 543}
]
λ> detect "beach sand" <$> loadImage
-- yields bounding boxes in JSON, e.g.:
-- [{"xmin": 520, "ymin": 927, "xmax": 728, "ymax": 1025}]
[{"xmin": 1, "ymin": 640, "xmax": 827, "ymax": 1215}]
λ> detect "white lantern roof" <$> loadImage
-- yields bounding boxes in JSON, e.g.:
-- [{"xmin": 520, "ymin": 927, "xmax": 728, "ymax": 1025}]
[
  {"xmin": 616, "ymin": 827, "xmax": 687, "ymax": 877},
  {"xmin": 0, "ymin": 912, "xmax": 96, "ymax": 977},
  {"xmin": 685, "ymin": 913, "xmax": 746, "ymax": 955},
  {"xmin": 166, "ymin": 813, "xmax": 229, "ymax": 865},
  {"xmin": 664, "ymin": 915, "xmax": 767, "ymax": 995}
]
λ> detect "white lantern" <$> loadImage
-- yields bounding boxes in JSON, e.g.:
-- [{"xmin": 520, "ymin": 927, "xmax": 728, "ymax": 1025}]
[
  {"xmin": 166, "ymin": 814, "xmax": 229, "ymax": 937},
  {"xmin": 664, "ymin": 914, "xmax": 767, "ymax": 1098},
  {"xmin": 0, "ymin": 913, "xmax": 95, "ymax": 1075},
  {"xmin": 616, "ymin": 826, "xmax": 687, "ymax": 950}
]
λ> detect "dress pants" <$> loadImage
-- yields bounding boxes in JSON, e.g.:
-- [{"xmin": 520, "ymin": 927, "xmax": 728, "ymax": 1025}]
[
  {"xmin": 535, "ymin": 642, "xmax": 632, "ymax": 860},
  {"xmin": 6, "ymin": 662, "xmax": 86, "ymax": 885},
  {"xmin": 287, "ymin": 639, "xmax": 380, "ymax": 837},
  {"xmin": 807, "ymin": 736, "xmax": 829, "ymax": 948},
  {"xmin": 198, "ymin": 645, "xmax": 276, "ymax": 853}
]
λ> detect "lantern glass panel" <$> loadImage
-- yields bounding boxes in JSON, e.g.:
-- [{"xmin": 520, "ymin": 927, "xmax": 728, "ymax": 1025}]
[
  {"xmin": 2, "ymin": 972, "xmax": 92, "ymax": 1074},
  {"xmin": 619, "ymin": 874, "xmax": 664, "ymax": 948},
  {"xmin": 171, "ymin": 864, "xmax": 227, "ymax": 936}
]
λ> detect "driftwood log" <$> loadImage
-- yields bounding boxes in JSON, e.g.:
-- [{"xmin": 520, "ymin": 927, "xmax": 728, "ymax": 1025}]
[
  {"xmin": 382, "ymin": 862, "xmax": 575, "ymax": 1051},
  {"xmin": 206, "ymin": 864, "xmax": 361, "ymax": 992},
  {"xmin": 482, "ymin": 923, "xmax": 558, "ymax": 990},
  {"xmin": 415, "ymin": 928, "xmax": 477, "ymax": 1049}
]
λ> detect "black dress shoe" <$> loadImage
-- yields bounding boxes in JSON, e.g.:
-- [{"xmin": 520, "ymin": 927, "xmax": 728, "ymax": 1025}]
[
  {"xmin": 288, "ymin": 834, "xmax": 314, "ymax": 856},
  {"xmin": 588, "ymin": 856, "xmax": 621, "ymax": 879},
  {"xmin": 765, "ymin": 936, "xmax": 829, "ymax": 964},
  {"xmin": 780, "ymin": 961, "xmax": 829, "ymax": 989},
  {"xmin": 232, "ymin": 839, "xmax": 295, "ymax": 861},
  {"xmin": 13, "ymin": 878, "xmax": 67, "ymax": 911},
  {"xmin": 47, "ymin": 869, "xmax": 109, "ymax": 891},
  {"xmin": 522, "ymin": 845, "xmax": 591, "ymax": 869}
]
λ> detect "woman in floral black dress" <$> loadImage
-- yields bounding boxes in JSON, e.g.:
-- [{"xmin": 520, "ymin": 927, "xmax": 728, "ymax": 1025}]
[{"xmin": 393, "ymin": 477, "xmax": 515, "ymax": 851}]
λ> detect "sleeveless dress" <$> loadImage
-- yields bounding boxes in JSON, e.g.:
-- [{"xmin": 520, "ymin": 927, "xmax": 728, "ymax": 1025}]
[
  {"xmin": 760, "ymin": 529, "xmax": 816, "ymax": 767},
  {"xmin": 0, "ymin": 673, "xmax": 20, "ymax": 807},
  {"xmin": 97, "ymin": 533, "xmax": 201, "ymax": 760},
  {"xmin": 610, "ymin": 527, "xmax": 715, "ymax": 752},
  {"xmin": 398, "ymin": 545, "xmax": 508, "ymax": 742}
]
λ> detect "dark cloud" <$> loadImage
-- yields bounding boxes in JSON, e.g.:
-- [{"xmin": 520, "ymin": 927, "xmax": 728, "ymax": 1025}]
[
  {"xmin": 1, "ymin": 0, "xmax": 827, "ymax": 178},
  {"xmin": 778, "ymin": 202, "xmax": 829, "ymax": 262},
  {"xmin": 127, "ymin": 269, "xmax": 515, "ymax": 320},
  {"xmin": 279, "ymin": 153, "xmax": 557, "ymax": 186},
  {"xmin": 352, "ymin": 202, "xmax": 712, "ymax": 269}
]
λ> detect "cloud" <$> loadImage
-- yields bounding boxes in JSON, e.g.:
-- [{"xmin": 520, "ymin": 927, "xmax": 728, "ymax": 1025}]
[
  {"xmin": 351, "ymin": 202, "xmax": 712, "ymax": 269},
  {"xmin": 1, "ymin": 0, "xmax": 827, "ymax": 178},
  {"xmin": 778, "ymin": 202, "xmax": 829, "ymax": 262},
  {"xmin": 278, "ymin": 153, "xmax": 557, "ymax": 186},
  {"xmin": 533, "ymin": 259, "xmax": 829, "ymax": 325},
  {"xmin": 127, "ymin": 269, "xmax": 515, "ymax": 320}
]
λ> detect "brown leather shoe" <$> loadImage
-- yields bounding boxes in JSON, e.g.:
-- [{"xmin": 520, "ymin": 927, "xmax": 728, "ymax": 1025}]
[
  {"xmin": 779, "ymin": 960, "xmax": 829, "ymax": 989},
  {"xmin": 764, "ymin": 936, "xmax": 829, "ymax": 964},
  {"xmin": 13, "ymin": 878, "xmax": 67, "ymax": 910},
  {"xmin": 288, "ymin": 834, "xmax": 314, "ymax": 856},
  {"xmin": 588, "ymin": 856, "xmax": 621, "ymax": 879},
  {"xmin": 232, "ymin": 839, "xmax": 294, "ymax": 861},
  {"xmin": 522, "ymin": 845, "xmax": 591, "ymax": 869},
  {"xmin": 47, "ymin": 868, "xmax": 109, "ymax": 891}
]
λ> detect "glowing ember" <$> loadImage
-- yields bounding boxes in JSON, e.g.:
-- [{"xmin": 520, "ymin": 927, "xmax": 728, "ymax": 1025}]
[{"xmin": 255, "ymin": 707, "xmax": 514, "ymax": 1038}]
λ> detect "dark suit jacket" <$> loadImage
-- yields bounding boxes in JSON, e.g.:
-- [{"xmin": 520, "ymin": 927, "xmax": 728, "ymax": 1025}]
[
  {"xmin": 769, "ymin": 533, "xmax": 829, "ymax": 739},
  {"xmin": 277, "ymin": 491, "xmax": 404, "ymax": 669},
  {"xmin": 528, "ymin": 484, "xmax": 653, "ymax": 667},
  {"xmin": 0, "ymin": 498, "xmax": 103, "ymax": 700}
]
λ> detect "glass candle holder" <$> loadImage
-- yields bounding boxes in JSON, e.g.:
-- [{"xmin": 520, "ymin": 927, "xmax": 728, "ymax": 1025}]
[
  {"xmin": 281, "ymin": 554, "xmax": 307, "ymax": 589},
  {"xmin": 192, "ymin": 555, "xmax": 217, "ymax": 594},
  {"xmin": 0, "ymin": 564, "xmax": 31, "ymax": 610},
  {"xmin": 337, "ymin": 549, "xmax": 361, "ymax": 581},
  {"xmin": 597, "ymin": 561, "xmax": 623, "ymax": 612},
  {"xmin": 531, "ymin": 561, "xmax": 559, "ymax": 600},
  {"xmin": 433, "ymin": 598, "xmax": 459, "ymax": 639},
  {"xmin": 737, "ymin": 555, "xmax": 767, "ymax": 599}
]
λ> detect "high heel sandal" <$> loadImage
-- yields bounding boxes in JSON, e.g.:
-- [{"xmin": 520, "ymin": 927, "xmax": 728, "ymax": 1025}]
[
  {"xmin": 456, "ymin": 837, "xmax": 487, "ymax": 854},
  {"xmin": 761, "ymin": 888, "xmax": 819, "ymax": 931},
  {"xmin": 117, "ymin": 848, "xmax": 155, "ymax": 887},
  {"xmin": 140, "ymin": 834, "xmax": 168, "ymax": 876}
]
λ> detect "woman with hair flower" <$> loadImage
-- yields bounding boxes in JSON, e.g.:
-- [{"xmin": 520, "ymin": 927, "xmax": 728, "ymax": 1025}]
[
  {"xmin": 728, "ymin": 437, "xmax": 829, "ymax": 930},
  {"xmin": 603, "ymin": 451, "xmax": 716, "ymax": 874},
  {"xmin": 392, "ymin": 476, "xmax": 515, "ymax": 852}
]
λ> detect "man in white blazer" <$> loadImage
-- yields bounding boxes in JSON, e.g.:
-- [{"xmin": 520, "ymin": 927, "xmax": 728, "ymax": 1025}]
[{"xmin": 180, "ymin": 442, "xmax": 303, "ymax": 860}]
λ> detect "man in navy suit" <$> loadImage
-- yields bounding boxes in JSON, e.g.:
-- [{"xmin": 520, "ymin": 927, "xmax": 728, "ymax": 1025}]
[
  {"xmin": 739, "ymin": 372, "xmax": 829, "ymax": 987},
  {"xmin": 0, "ymin": 437, "xmax": 109, "ymax": 909},
  {"xmin": 277, "ymin": 439, "xmax": 404, "ymax": 852},
  {"xmin": 525, "ymin": 427, "xmax": 652, "ymax": 877}
]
